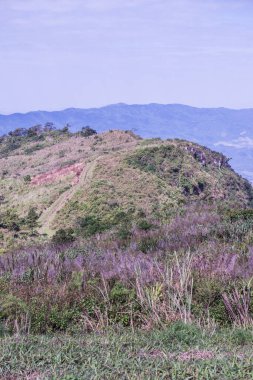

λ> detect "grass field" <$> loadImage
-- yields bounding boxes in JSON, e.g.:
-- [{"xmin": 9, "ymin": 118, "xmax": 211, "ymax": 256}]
[{"xmin": 1, "ymin": 323, "xmax": 253, "ymax": 379}]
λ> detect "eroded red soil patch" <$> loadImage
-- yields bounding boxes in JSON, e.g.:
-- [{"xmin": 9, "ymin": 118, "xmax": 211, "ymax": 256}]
[{"xmin": 31, "ymin": 163, "xmax": 84, "ymax": 186}]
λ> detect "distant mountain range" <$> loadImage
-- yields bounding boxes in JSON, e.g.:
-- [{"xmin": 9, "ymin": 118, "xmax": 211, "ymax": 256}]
[{"xmin": 1, "ymin": 103, "xmax": 253, "ymax": 181}]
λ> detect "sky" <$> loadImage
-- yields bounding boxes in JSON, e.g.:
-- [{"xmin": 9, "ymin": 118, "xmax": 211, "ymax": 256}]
[{"xmin": 1, "ymin": 0, "xmax": 253, "ymax": 114}]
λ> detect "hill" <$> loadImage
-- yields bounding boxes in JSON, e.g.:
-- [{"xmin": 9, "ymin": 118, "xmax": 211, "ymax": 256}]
[
  {"xmin": 1, "ymin": 103, "xmax": 253, "ymax": 182},
  {"xmin": 1, "ymin": 128, "xmax": 252, "ymax": 251},
  {"xmin": 1, "ymin": 127, "xmax": 253, "ymax": 353}
]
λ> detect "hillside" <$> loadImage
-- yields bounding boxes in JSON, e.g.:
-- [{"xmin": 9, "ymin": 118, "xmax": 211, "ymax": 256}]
[
  {"xmin": 1, "ymin": 128, "xmax": 252, "ymax": 251},
  {"xmin": 2, "ymin": 127, "xmax": 253, "ymax": 365},
  {"xmin": 1, "ymin": 103, "xmax": 253, "ymax": 181}
]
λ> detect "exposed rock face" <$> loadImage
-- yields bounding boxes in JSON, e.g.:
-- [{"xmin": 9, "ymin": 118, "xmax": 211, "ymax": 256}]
[
  {"xmin": 184, "ymin": 145, "xmax": 231, "ymax": 169},
  {"xmin": 31, "ymin": 163, "xmax": 84, "ymax": 186}
]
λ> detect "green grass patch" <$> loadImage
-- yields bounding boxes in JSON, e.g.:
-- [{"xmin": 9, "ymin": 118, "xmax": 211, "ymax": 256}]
[{"xmin": 0, "ymin": 325, "xmax": 253, "ymax": 379}]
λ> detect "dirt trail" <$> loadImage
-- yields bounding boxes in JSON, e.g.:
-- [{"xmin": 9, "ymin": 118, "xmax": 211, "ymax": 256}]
[
  {"xmin": 38, "ymin": 158, "xmax": 98, "ymax": 236},
  {"xmin": 37, "ymin": 140, "xmax": 140, "ymax": 237}
]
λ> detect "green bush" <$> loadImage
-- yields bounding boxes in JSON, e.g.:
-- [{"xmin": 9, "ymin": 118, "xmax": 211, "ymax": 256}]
[
  {"xmin": 157, "ymin": 322, "xmax": 202, "ymax": 346},
  {"xmin": 117, "ymin": 224, "xmax": 132, "ymax": 243},
  {"xmin": 0, "ymin": 295, "xmax": 28, "ymax": 332},
  {"xmin": 80, "ymin": 126, "xmax": 97, "ymax": 137},
  {"xmin": 52, "ymin": 228, "xmax": 75, "ymax": 244},
  {"xmin": 24, "ymin": 144, "xmax": 44, "ymax": 155},
  {"xmin": 110, "ymin": 283, "xmax": 135, "ymax": 304},
  {"xmin": 208, "ymin": 301, "xmax": 228, "ymax": 325},
  {"xmin": 230, "ymin": 328, "xmax": 253, "ymax": 346},
  {"xmin": 226, "ymin": 209, "xmax": 253, "ymax": 222},
  {"xmin": 0, "ymin": 209, "xmax": 22, "ymax": 231},
  {"xmin": 49, "ymin": 305, "xmax": 80, "ymax": 331},
  {"xmin": 25, "ymin": 207, "xmax": 39, "ymax": 229},
  {"xmin": 77, "ymin": 215, "xmax": 107, "ymax": 236},
  {"xmin": 29, "ymin": 299, "xmax": 48, "ymax": 333},
  {"xmin": 215, "ymin": 219, "xmax": 253, "ymax": 243},
  {"xmin": 138, "ymin": 236, "xmax": 158, "ymax": 253},
  {"xmin": 192, "ymin": 277, "xmax": 230, "ymax": 325},
  {"xmin": 24, "ymin": 174, "xmax": 31, "ymax": 183},
  {"xmin": 108, "ymin": 282, "xmax": 138, "ymax": 326},
  {"xmin": 81, "ymin": 297, "xmax": 99, "ymax": 317},
  {"xmin": 28, "ymin": 297, "xmax": 82, "ymax": 333},
  {"xmin": 137, "ymin": 219, "xmax": 154, "ymax": 231}
]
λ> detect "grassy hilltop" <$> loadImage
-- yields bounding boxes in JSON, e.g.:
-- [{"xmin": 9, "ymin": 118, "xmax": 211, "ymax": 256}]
[
  {"xmin": 2, "ymin": 103, "xmax": 253, "ymax": 183},
  {"xmin": 1, "ymin": 126, "xmax": 252, "ymax": 250}
]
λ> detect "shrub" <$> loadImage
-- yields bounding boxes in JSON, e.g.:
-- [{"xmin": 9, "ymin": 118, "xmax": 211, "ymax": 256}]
[
  {"xmin": 0, "ymin": 295, "xmax": 29, "ymax": 334},
  {"xmin": 0, "ymin": 209, "xmax": 21, "ymax": 231},
  {"xmin": 137, "ymin": 219, "xmax": 154, "ymax": 231},
  {"xmin": 215, "ymin": 219, "xmax": 253, "ymax": 243},
  {"xmin": 28, "ymin": 296, "xmax": 81, "ymax": 333},
  {"xmin": 230, "ymin": 328, "xmax": 253, "ymax": 345},
  {"xmin": 192, "ymin": 277, "xmax": 229, "ymax": 325},
  {"xmin": 138, "ymin": 236, "xmax": 158, "ymax": 253},
  {"xmin": 49, "ymin": 305, "xmax": 80, "ymax": 331},
  {"xmin": 77, "ymin": 215, "xmax": 106, "ymax": 236},
  {"xmin": 25, "ymin": 207, "xmax": 39, "ymax": 229},
  {"xmin": 52, "ymin": 228, "xmax": 75, "ymax": 244},
  {"xmin": 80, "ymin": 126, "xmax": 97, "ymax": 137},
  {"xmin": 110, "ymin": 282, "xmax": 134, "ymax": 304},
  {"xmin": 157, "ymin": 322, "xmax": 202, "ymax": 346},
  {"xmin": 61, "ymin": 124, "xmax": 70, "ymax": 134},
  {"xmin": 226, "ymin": 209, "xmax": 253, "ymax": 222},
  {"xmin": 24, "ymin": 144, "xmax": 44, "ymax": 155},
  {"xmin": 117, "ymin": 224, "xmax": 132, "ymax": 243},
  {"xmin": 24, "ymin": 174, "xmax": 31, "ymax": 183},
  {"xmin": 108, "ymin": 282, "xmax": 137, "ymax": 326}
]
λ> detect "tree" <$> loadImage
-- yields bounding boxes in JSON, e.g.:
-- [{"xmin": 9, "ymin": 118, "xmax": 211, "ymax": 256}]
[
  {"xmin": 27, "ymin": 125, "xmax": 42, "ymax": 137},
  {"xmin": 26, "ymin": 207, "xmax": 39, "ymax": 229},
  {"xmin": 80, "ymin": 126, "xmax": 97, "ymax": 137},
  {"xmin": 44, "ymin": 122, "xmax": 55, "ymax": 132},
  {"xmin": 61, "ymin": 124, "xmax": 70, "ymax": 134},
  {"xmin": 8, "ymin": 128, "xmax": 27, "ymax": 137}
]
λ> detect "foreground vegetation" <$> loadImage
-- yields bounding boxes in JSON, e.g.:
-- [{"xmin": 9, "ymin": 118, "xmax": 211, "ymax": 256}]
[
  {"xmin": 1, "ymin": 205, "xmax": 253, "ymax": 335},
  {"xmin": 1, "ymin": 324, "xmax": 253, "ymax": 379},
  {"xmin": 1, "ymin": 127, "xmax": 253, "ymax": 378}
]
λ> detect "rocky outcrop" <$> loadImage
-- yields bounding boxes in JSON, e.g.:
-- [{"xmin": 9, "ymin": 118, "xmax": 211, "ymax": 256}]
[{"xmin": 184, "ymin": 144, "xmax": 231, "ymax": 169}]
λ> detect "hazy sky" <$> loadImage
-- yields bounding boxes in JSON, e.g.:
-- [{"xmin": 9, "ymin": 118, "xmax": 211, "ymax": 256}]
[{"xmin": 1, "ymin": 0, "xmax": 253, "ymax": 114}]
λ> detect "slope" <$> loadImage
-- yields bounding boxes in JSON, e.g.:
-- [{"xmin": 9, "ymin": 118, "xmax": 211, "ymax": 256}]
[
  {"xmin": 38, "ymin": 159, "xmax": 98, "ymax": 236},
  {"xmin": 0, "ymin": 129, "xmax": 252, "ymax": 251}
]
